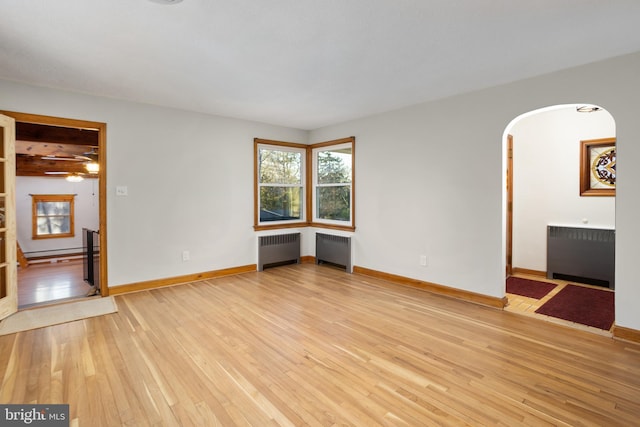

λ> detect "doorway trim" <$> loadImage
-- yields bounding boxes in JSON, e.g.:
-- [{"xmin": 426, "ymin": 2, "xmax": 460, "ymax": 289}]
[
  {"xmin": 2, "ymin": 111, "xmax": 109, "ymax": 297},
  {"xmin": 506, "ymin": 134, "xmax": 513, "ymax": 277}
]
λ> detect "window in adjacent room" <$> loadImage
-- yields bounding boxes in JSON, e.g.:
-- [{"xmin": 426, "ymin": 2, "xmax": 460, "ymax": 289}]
[
  {"xmin": 255, "ymin": 139, "xmax": 307, "ymax": 229},
  {"xmin": 312, "ymin": 137, "xmax": 355, "ymax": 229},
  {"xmin": 31, "ymin": 194, "xmax": 75, "ymax": 239}
]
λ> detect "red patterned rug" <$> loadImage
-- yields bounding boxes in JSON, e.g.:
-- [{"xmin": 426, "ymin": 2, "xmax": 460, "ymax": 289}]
[
  {"xmin": 506, "ymin": 277, "xmax": 557, "ymax": 299},
  {"xmin": 535, "ymin": 284, "xmax": 614, "ymax": 330}
]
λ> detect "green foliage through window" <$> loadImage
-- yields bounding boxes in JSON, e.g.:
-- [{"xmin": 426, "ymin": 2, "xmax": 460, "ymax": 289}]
[
  {"xmin": 316, "ymin": 186, "xmax": 350, "ymax": 220},
  {"xmin": 258, "ymin": 146, "xmax": 304, "ymax": 222},
  {"xmin": 254, "ymin": 137, "xmax": 354, "ymax": 229},
  {"xmin": 315, "ymin": 146, "xmax": 352, "ymax": 222},
  {"xmin": 317, "ymin": 150, "xmax": 351, "ymax": 184},
  {"xmin": 259, "ymin": 149, "xmax": 302, "ymax": 184}
]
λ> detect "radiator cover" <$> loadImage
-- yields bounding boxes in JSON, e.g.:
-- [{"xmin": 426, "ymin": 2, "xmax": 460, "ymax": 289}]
[
  {"xmin": 258, "ymin": 233, "xmax": 300, "ymax": 271},
  {"xmin": 546, "ymin": 225, "xmax": 615, "ymax": 289},
  {"xmin": 316, "ymin": 233, "xmax": 352, "ymax": 273}
]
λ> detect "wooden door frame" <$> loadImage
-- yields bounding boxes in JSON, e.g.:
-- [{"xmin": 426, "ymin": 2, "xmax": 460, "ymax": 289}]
[
  {"xmin": 506, "ymin": 134, "xmax": 513, "ymax": 277},
  {"xmin": 0, "ymin": 114, "xmax": 17, "ymax": 320},
  {"xmin": 1, "ymin": 111, "xmax": 109, "ymax": 297}
]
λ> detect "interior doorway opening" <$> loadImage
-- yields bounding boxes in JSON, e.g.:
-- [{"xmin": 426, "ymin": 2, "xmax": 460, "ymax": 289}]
[
  {"xmin": 503, "ymin": 104, "xmax": 616, "ymax": 333},
  {"xmin": 1, "ymin": 111, "xmax": 108, "ymax": 308}
]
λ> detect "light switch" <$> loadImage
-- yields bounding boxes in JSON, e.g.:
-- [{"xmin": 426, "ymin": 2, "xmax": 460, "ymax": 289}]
[{"xmin": 116, "ymin": 186, "xmax": 128, "ymax": 196}]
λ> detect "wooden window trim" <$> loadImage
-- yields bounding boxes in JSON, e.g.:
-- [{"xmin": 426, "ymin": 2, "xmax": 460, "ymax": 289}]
[
  {"xmin": 254, "ymin": 139, "xmax": 308, "ymax": 230},
  {"xmin": 254, "ymin": 137, "xmax": 356, "ymax": 232},
  {"xmin": 309, "ymin": 137, "xmax": 355, "ymax": 230},
  {"xmin": 32, "ymin": 194, "xmax": 75, "ymax": 239}
]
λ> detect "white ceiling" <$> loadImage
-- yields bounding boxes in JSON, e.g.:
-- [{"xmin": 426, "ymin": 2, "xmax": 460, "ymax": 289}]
[{"xmin": 2, "ymin": 1, "xmax": 640, "ymax": 130}]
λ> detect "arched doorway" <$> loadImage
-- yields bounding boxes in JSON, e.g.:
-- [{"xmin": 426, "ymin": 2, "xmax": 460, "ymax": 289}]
[{"xmin": 503, "ymin": 104, "xmax": 616, "ymax": 333}]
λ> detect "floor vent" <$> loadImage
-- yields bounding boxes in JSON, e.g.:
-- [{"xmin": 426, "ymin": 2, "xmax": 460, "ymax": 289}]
[
  {"xmin": 258, "ymin": 233, "xmax": 300, "ymax": 271},
  {"xmin": 547, "ymin": 225, "xmax": 615, "ymax": 289},
  {"xmin": 316, "ymin": 233, "xmax": 352, "ymax": 273}
]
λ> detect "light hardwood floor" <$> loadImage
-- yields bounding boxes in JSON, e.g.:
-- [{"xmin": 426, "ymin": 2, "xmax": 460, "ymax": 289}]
[
  {"xmin": 17, "ymin": 260, "xmax": 90, "ymax": 308},
  {"xmin": 1, "ymin": 264, "xmax": 638, "ymax": 426}
]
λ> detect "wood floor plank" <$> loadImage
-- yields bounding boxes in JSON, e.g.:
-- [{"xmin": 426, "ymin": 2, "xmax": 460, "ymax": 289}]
[
  {"xmin": 18, "ymin": 260, "xmax": 89, "ymax": 308},
  {"xmin": 1, "ymin": 264, "xmax": 639, "ymax": 426}
]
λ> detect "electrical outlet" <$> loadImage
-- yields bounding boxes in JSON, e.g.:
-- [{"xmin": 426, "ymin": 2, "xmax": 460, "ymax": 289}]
[
  {"xmin": 420, "ymin": 255, "xmax": 428, "ymax": 266},
  {"xmin": 182, "ymin": 250, "xmax": 190, "ymax": 262}
]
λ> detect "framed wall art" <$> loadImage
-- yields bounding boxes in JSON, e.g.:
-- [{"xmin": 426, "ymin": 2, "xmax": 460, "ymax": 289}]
[{"xmin": 580, "ymin": 137, "xmax": 616, "ymax": 196}]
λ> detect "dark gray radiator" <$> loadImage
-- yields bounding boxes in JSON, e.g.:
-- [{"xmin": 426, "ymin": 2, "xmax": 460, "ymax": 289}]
[
  {"xmin": 258, "ymin": 233, "xmax": 300, "ymax": 271},
  {"xmin": 546, "ymin": 226, "xmax": 615, "ymax": 289},
  {"xmin": 316, "ymin": 233, "xmax": 352, "ymax": 273}
]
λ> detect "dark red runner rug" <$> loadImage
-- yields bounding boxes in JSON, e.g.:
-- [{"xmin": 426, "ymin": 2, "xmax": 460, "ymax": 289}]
[
  {"xmin": 535, "ymin": 284, "xmax": 614, "ymax": 330},
  {"xmin": 506, "ymin": 277, "xmax": 557, "ymax": 299}
]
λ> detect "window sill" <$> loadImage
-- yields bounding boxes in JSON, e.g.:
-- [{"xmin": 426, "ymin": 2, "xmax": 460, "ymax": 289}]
[
  {"xmin": 33, "ymin": 234, "xmax": 75, "ymax": 240},
  {"xmin": 254, "ymin": 222, "xmax": 309, "ymax": 232},
  {"xmin": 253, "ymin": 222, "xmax": 355, "ymax": 232},
  {"xmin": 309, "ymin": 222, "xmax": 355, "ymax": 232}
]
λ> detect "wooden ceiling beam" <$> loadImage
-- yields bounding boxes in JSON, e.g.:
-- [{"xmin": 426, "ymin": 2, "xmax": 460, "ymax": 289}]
[
  {"xmin": 16, "ymin": 140, "xmax": 95, "ymax": 157},
  {"xmin": 16, "ymin": 155, "xmax": 92, "ymax": 177},
  {"xmin": 16, "ymin": 122, "xmax": 99, "ymax": 146}
]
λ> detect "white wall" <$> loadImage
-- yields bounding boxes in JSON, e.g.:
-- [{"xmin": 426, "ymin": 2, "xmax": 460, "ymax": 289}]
[
  {"xmin": 1, "ymin": 79, "xmax": 307, "ymax": 285},
  {"xmin": 2, "ymin": 50, "xmax": 640, "ymax": 332},
  {"xmin": 310, "ymin": 51, "xmax": 640, "ymax": 331},
  {"xmin": 16, "ymin": 176, "xmax": 99, "ymax": 257},
  {"xmin": 510, "ymin": 106, "xmax": 616, "ymax": 271}
]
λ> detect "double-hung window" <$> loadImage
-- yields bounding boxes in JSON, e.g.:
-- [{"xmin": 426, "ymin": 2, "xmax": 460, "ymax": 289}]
[
  {"xmin": 254, "ymin": 137, "xmax": 355, "ymax": 231},
  {"xmin": 312, "ymin": 139, "xmax": 354, "ymax": 228},
  {"xmin": 255, "ymin": 139, "xmax": 307, "ymax": 228},
  {"xmin": 31, "ymin": 194, "xmax": 75, "ymax": 239}
]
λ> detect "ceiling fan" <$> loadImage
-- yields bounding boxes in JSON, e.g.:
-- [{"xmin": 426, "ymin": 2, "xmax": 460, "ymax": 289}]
[{"xmin": 41, "ymin": 147, "xmax": 99, "ymax": 174}]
